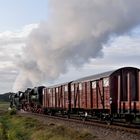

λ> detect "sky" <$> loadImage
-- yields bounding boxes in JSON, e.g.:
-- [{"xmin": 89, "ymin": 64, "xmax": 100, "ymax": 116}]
[
  {"xmin": 0, "ymin": 0, "xmax": 48, "ymax": 31},
  {"xmin": 0, "ymin": 0, "xmax": 48, "ymax": 93},
  {"xmin": 0, "ymin": 0, "xmax": 140, "ymax": 94}
]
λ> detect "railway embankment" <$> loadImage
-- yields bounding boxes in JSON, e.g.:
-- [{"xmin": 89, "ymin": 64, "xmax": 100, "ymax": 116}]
[
  {"xmin": 0, "ymin": 110, "xmax": 96, "ymax": 140},
  {"xmin": 18, "ymin": 111, "xmax": 140, "ymax": 140}
]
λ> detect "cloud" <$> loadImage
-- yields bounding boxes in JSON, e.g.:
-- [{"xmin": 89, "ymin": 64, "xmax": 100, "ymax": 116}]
[
  {"xmin": 0, "ymin": 23, "xmax": 38, "ymax": 61},
  {"xmin": 0, "ymin": 69, "xmax": 18, "ymax": 94},
  {"xmin": 51, "ymin": 33, "xmax": 140, "ymax": 84},
  {"xmin": 86, "ymin": 34, "xmax": 140, "ymax": 69},
  {"xmin": 0, "ymin": 24, "xmax": 38, "ymax": 93},
  {"xmin": 13, "ymin": 0, "xmax": 140, "ymax": 91}
]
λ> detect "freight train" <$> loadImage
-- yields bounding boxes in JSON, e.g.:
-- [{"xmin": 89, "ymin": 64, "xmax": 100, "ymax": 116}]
[{"xmin": 9, "ymin": 67, "xmax": 140, "ymax": 123}]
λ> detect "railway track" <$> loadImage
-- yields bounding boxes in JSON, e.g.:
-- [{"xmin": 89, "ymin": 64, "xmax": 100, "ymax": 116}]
[{"xmin": 19, "ymin": 111, "xmax": 140, "ymax": 134}]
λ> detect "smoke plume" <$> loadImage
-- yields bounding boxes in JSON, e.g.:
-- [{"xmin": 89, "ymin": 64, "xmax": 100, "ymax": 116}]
[{"xmin": 13, "ymin": 0, "xmax": 140, "ymax": 91}]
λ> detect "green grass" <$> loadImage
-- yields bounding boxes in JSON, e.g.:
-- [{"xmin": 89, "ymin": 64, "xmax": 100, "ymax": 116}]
[
  {"xmin": 0, "ymin": 101, "xmax": 9, "ymax": 111},
  {"xmin": 0, "ymin": 111, "xmax": 96, "ymax": 140},
  {"xmin": 0, "ymin": 112, "xmax": 42, "ymax": 140}
]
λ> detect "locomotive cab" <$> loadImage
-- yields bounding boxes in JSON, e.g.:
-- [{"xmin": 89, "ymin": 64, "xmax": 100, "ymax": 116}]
[{"xmin": 30, "ymin": 86, "xmax": 45, "ymax": 105}]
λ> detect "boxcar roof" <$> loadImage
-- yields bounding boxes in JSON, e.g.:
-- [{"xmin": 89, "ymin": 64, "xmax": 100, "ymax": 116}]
[
  {"xmin": 46, "ymin": 67, "xmax": 139, "ymax": 87},
  {"xmin": 72, "ymin": 70, "xmax": 115, "ymax": 83},
  {"xmin": 47, "ymin": 70, "xmax": 115, "ymax": 87},
  {"xmin": 72, "ymin": 66, "xmax": 139, "ymax": 83},
  {"xmin": 47, "ymin": 81, "xmax": 72, "ymax": 88}
]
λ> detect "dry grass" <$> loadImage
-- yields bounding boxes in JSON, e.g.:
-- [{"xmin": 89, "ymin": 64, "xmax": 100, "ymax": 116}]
[
  {"xmin": 31, "ymin": 124, "xmax": 96, "ymax": 140},
  {"xmin": 0, "ymin": 102, "xmax": 9, "ymax": 111},
  {"xmin": 0, "ymin": 112, "xmax": 96, "ymax": 140}
]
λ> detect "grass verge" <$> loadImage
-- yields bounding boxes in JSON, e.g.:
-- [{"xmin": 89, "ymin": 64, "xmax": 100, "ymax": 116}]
[
  {"xmin": 0, "ymin": 102, "xmax": 9, "ymax": 111},
  {"xmin": 0, "ymin": 111, "xmax": 96, "ymax": 140}
]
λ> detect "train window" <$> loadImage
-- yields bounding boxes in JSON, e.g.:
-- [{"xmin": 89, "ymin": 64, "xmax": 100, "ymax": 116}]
[
  {"xmin": 92, "ymin": 81, "xmax": 96, "ymax": 89},
  {"xmin": 56, "ymin": 88, "xmax": 58, "ymax": 93},
  {"xmin": 79, "ymin": 83, "xmax": 82, "ymax": 90},
  {"xmin": 103, "ymin": 78, "xmax": 109, "ymax": 87},
  {"xmin": 71, "ymin": 85, "xmax": 74, "ymax": 91},
  {"xmin": 65, "ymin": 85, "xmax": 68, "ymax": 92}
]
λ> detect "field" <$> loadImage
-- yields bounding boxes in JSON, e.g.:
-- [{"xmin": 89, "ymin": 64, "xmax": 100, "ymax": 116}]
[
  {"xmin": 0, "ymin": 113, "xmax": 96, "ymax": 140},
  {"xmin": 0, "ymin": 102, "xmax": 9, "ymax": 111},
  {"xmin": 0, "ymin": 102, "xmax": 96, "ymax": 140}
]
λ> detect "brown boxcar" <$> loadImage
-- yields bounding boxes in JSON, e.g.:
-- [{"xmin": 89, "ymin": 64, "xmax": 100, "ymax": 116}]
[
  {"xmin": 71, "ymin": 67, "xmax": 140, "ymax": 119},
  {"xmin": 42, "ymin": 67, "xmax": 139, "ymax": 121},
  {"xmin": 71, "ymin": 71, "xmax": 112, "ymax": 114},
  {"xmin": 43, "ymin": 82, "xmax": 71, "ymax": 114},
  {"xmin": 112, "ymin": 67, "xmax": 140, "ymax": 115}
]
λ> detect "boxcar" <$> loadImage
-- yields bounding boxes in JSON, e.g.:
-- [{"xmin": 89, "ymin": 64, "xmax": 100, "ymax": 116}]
[
  {"xmin": 71, "ymin": 67, "xmax": 140, "ymax": 121},
  {"xmin": 71, "ymin": 70, "xmax": 112, "ymax": 114},
  {"xmin": 43, "ymin": 82, "xmax": 72, "ymax": 114}
]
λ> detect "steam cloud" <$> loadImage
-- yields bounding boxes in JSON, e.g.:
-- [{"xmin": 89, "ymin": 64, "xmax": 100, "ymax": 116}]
[{"xmin": 13, "ymin": 0, "xmax": 140, "ymax": 91}]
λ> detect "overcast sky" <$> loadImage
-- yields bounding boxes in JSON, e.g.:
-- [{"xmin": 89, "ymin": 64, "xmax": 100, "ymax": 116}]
[{"xmin": 0, "ymin": 0, "xmax": 140, "ymax": 94}]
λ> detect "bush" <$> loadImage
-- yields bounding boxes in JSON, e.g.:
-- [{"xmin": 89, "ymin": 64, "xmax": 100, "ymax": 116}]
[{"xmin": 9, "ymin": 108, "xmax": 17, "ymax": 115}]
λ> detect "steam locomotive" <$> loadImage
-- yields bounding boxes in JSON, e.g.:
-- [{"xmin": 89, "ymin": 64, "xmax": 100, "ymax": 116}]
[{"xmin": 9, "ymin": 67, "xmax": 140, "ymax": 123}]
